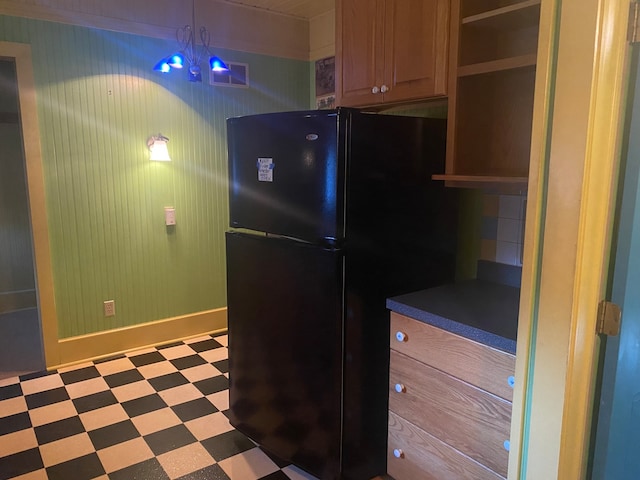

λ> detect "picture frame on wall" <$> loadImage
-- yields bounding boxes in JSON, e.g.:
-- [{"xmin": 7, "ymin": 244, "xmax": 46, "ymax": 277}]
[{"xmin": 315, "ymin": 56, "xmax": 335, "ymax": 109}]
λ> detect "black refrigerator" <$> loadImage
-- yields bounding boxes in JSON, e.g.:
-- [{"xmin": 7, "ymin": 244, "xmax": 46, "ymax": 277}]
[{"xmin": 225, "ymin": 108, "xmax": 457, "ymax": 480}]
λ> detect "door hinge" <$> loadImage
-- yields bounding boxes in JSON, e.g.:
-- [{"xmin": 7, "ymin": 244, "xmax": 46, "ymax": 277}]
[
  {"xmin": 596, "ymin": 300, "xmax": 622, "ymax": 336},
  {"xmin": 630, "ymin": 1, "xmax": 640, "ymax": 44}
]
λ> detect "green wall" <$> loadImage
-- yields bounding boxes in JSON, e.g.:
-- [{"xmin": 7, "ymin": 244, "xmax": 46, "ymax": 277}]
[{"xmin": 0, "ymin": 15, "xmax": 311, "ymax": 338}]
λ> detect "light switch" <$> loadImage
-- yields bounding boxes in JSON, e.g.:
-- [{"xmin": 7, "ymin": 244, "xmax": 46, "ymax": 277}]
[{"xmin": 164, "ymin": 207, "xmax": 176, "ymax": 226}]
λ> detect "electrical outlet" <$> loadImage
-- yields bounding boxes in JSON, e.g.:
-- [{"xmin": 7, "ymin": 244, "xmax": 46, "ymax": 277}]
[{"xmin": 103, "ymin": 300, "xmax": 115, "ymax": 317}]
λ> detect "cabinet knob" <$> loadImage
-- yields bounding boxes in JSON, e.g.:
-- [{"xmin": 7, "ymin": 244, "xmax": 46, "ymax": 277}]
[
  {"xmin": 504, "ymin": 440, "xmax": 511, "ymax": 452},
  {"xmin": 380, "ymin": 84, "xmax": 389, "ymax": 93},
  {"xmin": 394, "ymin": 383, "xmax": 406, "ymax": 393},
  {"xmin": 393, "ymin": 448, "xmax": 404, "ymax": 459},
  {"xmin": 508, "ymin": 376, "xmax": 515, "ymax": 388},
  {"xmin": 395, "ymin": 331, "xmax": 407, "ymax": 342},
  {"xmin": 371, "ymin": 86, "xmax": 380, "ymax": 94}
]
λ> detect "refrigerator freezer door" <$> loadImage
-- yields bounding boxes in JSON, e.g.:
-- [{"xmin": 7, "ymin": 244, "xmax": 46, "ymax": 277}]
[
  {"xmin": 226, "ymin": 232, "xmax": 344, "ymax": 479},
  {"xmin": 227, "ymin": 110, "xmax": 345, "ymax": 244}
]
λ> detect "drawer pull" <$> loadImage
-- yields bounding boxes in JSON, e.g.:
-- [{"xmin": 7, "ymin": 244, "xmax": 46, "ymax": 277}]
[
  {"xmin": 504, "ymin": 440, "xmax": 511, "ymax": 452},
  {"xmin": 508, "ymin": 376, "xmax": 515, "ymax": 388},
  {"xmin": 395, "ymin": 331, "xmax": 407, "ymax": 342},
  {"xmin": 394, "ymin": 383, "xmax": 406, "ymax": 393},
  {"xmin": 393, "ymin": 448, "xmax": 404, "ymax": 459}
]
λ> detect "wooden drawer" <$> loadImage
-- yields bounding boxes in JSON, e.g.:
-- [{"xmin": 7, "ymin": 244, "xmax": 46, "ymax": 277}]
[
  {"xmin": 389, "ymin": 349, "xmax": 511, "ymax": 477},
  {"xmin": 390, "ymin": 312, "xmax": 516, "ymax": 401},
  {"xmin": 387, "ymin": 411, "xmax": 504, "ymax": 480}
]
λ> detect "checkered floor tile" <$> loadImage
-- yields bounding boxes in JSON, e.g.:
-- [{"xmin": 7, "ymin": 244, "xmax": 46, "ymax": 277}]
[{"xmin": 0, "ymin": 333, "xmax": 319, "ymax": 480}]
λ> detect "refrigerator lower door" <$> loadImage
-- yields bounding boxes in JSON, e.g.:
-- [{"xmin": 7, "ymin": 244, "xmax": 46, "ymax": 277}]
[{"xmin": 226, "ymin": 232, "xmax": 344, "ymax": 479}]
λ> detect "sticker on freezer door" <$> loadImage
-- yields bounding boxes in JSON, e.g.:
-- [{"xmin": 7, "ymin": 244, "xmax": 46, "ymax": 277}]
[{"xmin": 257, "ymin": 157, "xmax": 274, "ymax": 182}]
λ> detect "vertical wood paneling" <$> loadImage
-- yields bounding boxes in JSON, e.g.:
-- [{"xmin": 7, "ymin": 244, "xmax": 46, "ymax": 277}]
[{"xmin": 0, "ymin": 14, "xmax": 310, "ymax": 337}]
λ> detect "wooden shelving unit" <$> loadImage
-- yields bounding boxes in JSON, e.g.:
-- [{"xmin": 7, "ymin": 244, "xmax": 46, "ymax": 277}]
[{"xmin": 441, "ymin": 0, "xmax": 541, "ymax": 188}]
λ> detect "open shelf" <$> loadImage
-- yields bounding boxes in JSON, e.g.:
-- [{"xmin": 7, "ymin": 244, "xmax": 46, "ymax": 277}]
[
  {"xmin": 458, "ymin": 0, "xmax": 540, "ymax": 69},
  {"xmin": 443, "ymin": 0, "xmax": 540, "ymax": 189},
  {"xmin": 458, "ymin": 53, "xmax": 537, "ymax": 77},
  {"xmin": 432, "ymin": 174, "xmax": 528, "ymax": 192},
  {"xmin": 462, "ymin": 0, "xmax": 541, "ymax": 29},
  {"xmin": 446, "ymin": 65, "xmax": 535, "ymax": 184}
]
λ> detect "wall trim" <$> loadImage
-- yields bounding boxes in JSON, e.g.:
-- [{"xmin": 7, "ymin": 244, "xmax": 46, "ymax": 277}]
[
  {"xmin": 54, "ymin": 307, "xmax": 227, "ymax": 369},
  {"xmin": 508, "ymin": 0, "xmax": 560, "ymax": 476}
]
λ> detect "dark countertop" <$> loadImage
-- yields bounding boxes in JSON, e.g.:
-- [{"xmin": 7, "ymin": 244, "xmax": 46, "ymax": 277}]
[{"xmin": 386, "ymin": 279, "xmax": 519, "ymax": 354}]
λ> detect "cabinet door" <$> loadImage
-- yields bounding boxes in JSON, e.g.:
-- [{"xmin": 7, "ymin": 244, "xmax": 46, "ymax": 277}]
[
  {"xmin": 389, "ymin": 349, "xmax": 511, "ymax": 477},
  {"xmin": 390, "ymin": 313, "xmax": 515, "ymax": 401},
  {"xmin": 336, "ymin": 0, "xmax": 385, "ymax": 106},
  {"xmin": 387, "ymin": 411, "xmax": 504, "ymax": 480},
  {"xmin": 382, "ymin": 0, "xmax": 449, "ymax": 103}
]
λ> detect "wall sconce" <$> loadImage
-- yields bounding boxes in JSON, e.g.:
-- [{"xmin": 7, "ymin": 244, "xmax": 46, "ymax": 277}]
[{"xmin": 147, "ymin": 134, "xmax": 171, "ymax": 162}]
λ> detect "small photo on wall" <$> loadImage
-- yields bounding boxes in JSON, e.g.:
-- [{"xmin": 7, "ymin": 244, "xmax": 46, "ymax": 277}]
[
  {"xmin": 316, "ymin": 95, "xmax": 335, "ymax": 109},
  {"xmin": 315, "ymin": 56, "xmax": 335, "ymax": 109}
]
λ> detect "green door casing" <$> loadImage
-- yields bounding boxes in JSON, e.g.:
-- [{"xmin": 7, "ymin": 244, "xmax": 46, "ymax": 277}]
[{"xmin": 592, "ymin": 48, "xmax": 640, "ymax": 480}]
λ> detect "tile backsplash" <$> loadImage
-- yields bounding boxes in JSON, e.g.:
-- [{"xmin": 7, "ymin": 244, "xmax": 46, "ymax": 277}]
[{"xmin": 480, "ymin": 194, "xmax": 526, "ymax": 266}]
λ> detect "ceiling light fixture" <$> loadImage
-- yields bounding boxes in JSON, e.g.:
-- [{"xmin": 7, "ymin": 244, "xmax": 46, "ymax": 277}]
[{"xmin": 153, "ymin": 0, "xmax": 229, "ymax": 82}]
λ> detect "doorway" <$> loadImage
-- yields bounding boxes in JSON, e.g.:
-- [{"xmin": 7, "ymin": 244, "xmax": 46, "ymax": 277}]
[{"xmin": 0, "ymin": 58, "xmax": 45, "ymax": 379}]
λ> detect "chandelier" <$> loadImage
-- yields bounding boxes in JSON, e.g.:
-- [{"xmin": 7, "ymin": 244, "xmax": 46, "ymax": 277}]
[{"xmin": 153, "ymin": 0, "xmax": 228, "ymax": 82}]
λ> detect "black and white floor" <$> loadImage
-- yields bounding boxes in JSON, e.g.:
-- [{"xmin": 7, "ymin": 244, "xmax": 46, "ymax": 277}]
[{"xmin": 0, "ymin": 333, "xmax": 319, "ymax": 480}]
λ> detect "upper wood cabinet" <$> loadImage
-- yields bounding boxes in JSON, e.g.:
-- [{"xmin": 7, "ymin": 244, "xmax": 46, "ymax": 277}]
[
  {"xmin": 434, "ymin": 0, "xmax": 541, "ymax": 189},
  {"xmin": 335, "ymin": 0, "xmax": 449, "ymax": 108}
]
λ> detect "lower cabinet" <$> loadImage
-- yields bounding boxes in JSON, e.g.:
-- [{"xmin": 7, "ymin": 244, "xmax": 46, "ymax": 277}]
[
  {"xmin": 387, "ymin": 411, "xmax": 503, "ymax": 480},
  {"xmin": 387, "ymin": 312, "xmax": 516, "ymax": 479}
]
